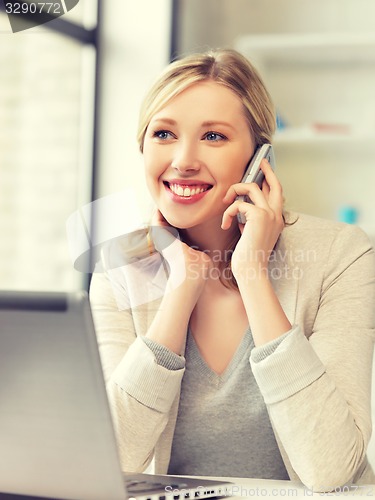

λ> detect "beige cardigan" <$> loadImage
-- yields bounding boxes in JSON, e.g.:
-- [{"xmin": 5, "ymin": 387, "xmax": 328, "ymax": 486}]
[{"xmin": 89, "ymin": 212, "xmax": 375, "ymax": 492}]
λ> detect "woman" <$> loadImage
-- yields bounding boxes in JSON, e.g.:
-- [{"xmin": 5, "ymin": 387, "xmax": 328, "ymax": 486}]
[{"xmin": 89, "ymin": 49, "xmax": 375, "ymax": 492}]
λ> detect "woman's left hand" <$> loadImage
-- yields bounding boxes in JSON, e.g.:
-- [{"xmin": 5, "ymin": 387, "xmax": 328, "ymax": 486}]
[{"xmin": 221, "ymin": 159, "xmax": 284, "ymax": 280}]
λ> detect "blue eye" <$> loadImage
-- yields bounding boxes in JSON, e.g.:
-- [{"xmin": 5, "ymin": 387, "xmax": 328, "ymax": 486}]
[
  {"xmin": 204, "ymin": 132, "xmax": 226, "ymax": 142},
  {"xmin": 153, "ymin": 130, "xmax": 174, "ymax": 140}
]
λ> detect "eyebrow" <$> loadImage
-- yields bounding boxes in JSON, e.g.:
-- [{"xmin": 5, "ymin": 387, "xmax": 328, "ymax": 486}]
[
  {"xmin": 201, "ymin": 121, "xmax": 235, "ymax": 130},
  {"xmin": 151, "ymin": 118, "xmax": 177, "ymax": 126},
  {"xmin": 151, "ymin": 118, "xmax": 235, "ymax": 130}
]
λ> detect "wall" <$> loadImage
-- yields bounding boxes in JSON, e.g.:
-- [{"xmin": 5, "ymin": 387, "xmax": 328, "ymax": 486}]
[
  {"xmin": 97, "ymin": 0, "xmax": 172, "ymax": 223},
  {"xmin": 176, "ymin": 0, "xmax": 375, "ymax": 52}
]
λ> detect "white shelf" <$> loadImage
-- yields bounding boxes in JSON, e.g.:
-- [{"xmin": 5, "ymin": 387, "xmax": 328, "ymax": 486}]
[
  {"xmin": 273, "ymin": 126, "xmax": 375, "ymax": 145},
  {"xmin": 235, "ymin": 33, "xmax": 375, "ymax": 64}
]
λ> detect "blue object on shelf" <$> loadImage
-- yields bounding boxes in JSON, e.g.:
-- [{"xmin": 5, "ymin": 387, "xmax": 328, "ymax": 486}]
[
  {"xmin": 338, "ymin": 206, "xmax": 358, "ymax": 225},
  {"xmin": 276, "ymin": 112, "xmax": 287, "ymax": 130}
]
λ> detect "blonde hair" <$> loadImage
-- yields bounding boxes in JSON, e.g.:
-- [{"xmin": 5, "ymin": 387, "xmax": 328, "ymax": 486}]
[
  {"xmin": 137, "ymin": 49, "xmax": 276, "ymax": 152},
  {"xmin": 138, "ymin": 49, "xmax": 278, "ymax": 288}
]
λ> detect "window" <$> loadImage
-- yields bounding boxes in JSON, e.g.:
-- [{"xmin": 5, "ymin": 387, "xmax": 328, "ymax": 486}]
[{"xmin": 0, "ymin": 0, "xmax": 98, "ymax": 291}]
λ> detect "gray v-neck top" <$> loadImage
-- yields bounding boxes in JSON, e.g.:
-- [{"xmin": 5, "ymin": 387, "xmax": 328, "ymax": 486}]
[{"xmin": 167, "ymin": 328, "xmax": 289, "ymax": 479}]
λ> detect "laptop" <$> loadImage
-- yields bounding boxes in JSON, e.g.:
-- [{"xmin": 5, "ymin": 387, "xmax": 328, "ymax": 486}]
[{"xmin": 0, "ymin": 290, "xmax": 233, "ymax": 500}]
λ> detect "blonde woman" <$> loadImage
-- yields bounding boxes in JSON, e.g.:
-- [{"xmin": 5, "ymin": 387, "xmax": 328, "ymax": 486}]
[{"xmin": 90, "ymin": 49, "xmax": 375, "ymax": 492}]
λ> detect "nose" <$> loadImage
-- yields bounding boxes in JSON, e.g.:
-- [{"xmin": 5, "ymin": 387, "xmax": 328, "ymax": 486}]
[{"xmin": 171, "ymin": 143, "xmax": 202, "ymax": 175}]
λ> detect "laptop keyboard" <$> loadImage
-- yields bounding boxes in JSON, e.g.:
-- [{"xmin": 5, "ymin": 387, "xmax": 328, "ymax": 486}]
[{"xmin": 126, "ymin": 479, "xmax": 186, "ymax": 494}]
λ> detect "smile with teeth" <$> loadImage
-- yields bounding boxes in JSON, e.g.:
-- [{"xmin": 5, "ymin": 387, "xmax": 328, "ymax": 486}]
[{"xmin": 166, "ymin": 182, "xmax": 212, "ymax": 197}]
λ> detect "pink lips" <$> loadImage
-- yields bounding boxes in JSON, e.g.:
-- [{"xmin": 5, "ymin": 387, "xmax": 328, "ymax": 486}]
[{"xmin": 163, "ymin": 181, "xmax": 213, "ymax": 205}]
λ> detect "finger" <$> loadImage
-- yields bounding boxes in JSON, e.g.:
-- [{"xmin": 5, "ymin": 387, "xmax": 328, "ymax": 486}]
[
  {"xmin": 221, "ymin": 200, "xmax": 255, "ymax": 230},
  {"xmin": 260, "ymin": 160, "xmax": 283, "ymax": 213},
  {"xmin": 150, "ymin": 225, "xmax": 180, "ymax": 253},
  {"xmin": 224, "ymin": 182, "xmax": 270, "ymax": 211},
  {"xmin": 261, "ymin": 178, "xmax": 270, "ymax": 200},
  {"xmin": 223, "ymin": 183, "xmax": 249, "ymax": 203}
]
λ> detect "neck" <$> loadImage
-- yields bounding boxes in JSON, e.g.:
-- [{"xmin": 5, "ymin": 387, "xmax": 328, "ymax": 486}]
[{"xmin": 179, "ymin": 215, "xmax": 240, "ymax": 263}]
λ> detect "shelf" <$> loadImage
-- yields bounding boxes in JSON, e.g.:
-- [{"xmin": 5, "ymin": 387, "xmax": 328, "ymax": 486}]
[
  {"xmin": 235, "ymin": 33, "xmax": 375, "ymax": 65},
  {"xmin": 273, "ymin": 126, "xmax": 375, "ymax": 145}
]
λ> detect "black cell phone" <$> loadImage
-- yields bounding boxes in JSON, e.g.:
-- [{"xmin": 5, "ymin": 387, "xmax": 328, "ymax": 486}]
[{"xmin": 236, "ymin": 144, "xmax": 276, "ymax": 224}]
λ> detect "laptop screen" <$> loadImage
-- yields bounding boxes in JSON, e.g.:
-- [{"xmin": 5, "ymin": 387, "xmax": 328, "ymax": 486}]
[{"xmin": 0, "ymin": 290, "xmax": 126, "ymax": 500}]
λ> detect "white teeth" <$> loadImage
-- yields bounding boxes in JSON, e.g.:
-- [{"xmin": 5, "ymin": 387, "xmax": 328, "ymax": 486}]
[{"xmin": 169, "ymin": 183, "xmax": 209, "ymax": 197}]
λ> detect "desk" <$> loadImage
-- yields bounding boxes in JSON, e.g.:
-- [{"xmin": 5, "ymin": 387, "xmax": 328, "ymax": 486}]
[{"xmin": 0, "ymin": 478, "xmax": 374, "ymax": 499}]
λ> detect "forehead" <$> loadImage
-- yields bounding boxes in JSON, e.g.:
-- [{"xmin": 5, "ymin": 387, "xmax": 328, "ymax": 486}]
[{"xmin": 151, "ymin": 80, "xmax": 246, "ymax": 123}]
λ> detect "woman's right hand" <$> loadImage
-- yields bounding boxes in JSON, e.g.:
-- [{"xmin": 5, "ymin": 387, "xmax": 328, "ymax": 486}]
[
  {"xmin": 150, "ymin": 209, "xmax": 212, "ymax": 297},
  {"xmin": 145, "ymin": 210, "xmax": 212, "ymax": 354}
]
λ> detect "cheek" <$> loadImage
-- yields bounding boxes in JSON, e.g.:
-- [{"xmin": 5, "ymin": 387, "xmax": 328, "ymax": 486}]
[
  {"xmin": 217, "ymin": 163, "xmax": 246, "ymax": 189},
  {"xmin": 215, "ymin": 149, "xmax": 250, "ymax": 185},
  {"xmin": 143, "ymin": 156, "xmax": 154, "ymax": 176},
  {"xmin": 143, "ymin": 143, "xmax": 169, "ymax": 177},
  {"xmin": 143, "ymin": 150, "xmax": 160, "ymax": 179},
  {"xmin": 230, "ymin": 155, "xmax": 250, "ymax": 184}
]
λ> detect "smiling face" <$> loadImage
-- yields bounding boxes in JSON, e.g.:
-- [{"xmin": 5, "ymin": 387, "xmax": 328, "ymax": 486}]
[{"xmin": 143, "ymin": 80, "xmax": 255, "ymax": 230}]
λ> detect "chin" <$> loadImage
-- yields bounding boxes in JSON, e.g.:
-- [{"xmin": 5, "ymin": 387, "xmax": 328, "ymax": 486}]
[
  {"xmin": 163, "ymin": 217, "xmax": 193, "ymax": 230},
  {"xmin": 157, "ymin": 211, "xmax": 194, "ymax": 230}
]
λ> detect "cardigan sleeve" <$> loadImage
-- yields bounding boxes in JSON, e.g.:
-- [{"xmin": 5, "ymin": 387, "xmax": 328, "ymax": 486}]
[
  {"xmin": 250, "ymin": 224, "xmax": 375, "ymax": 491},
  {"xmin": 89, "ymin": 269, "xmax": 185, "ymax": 472}
]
